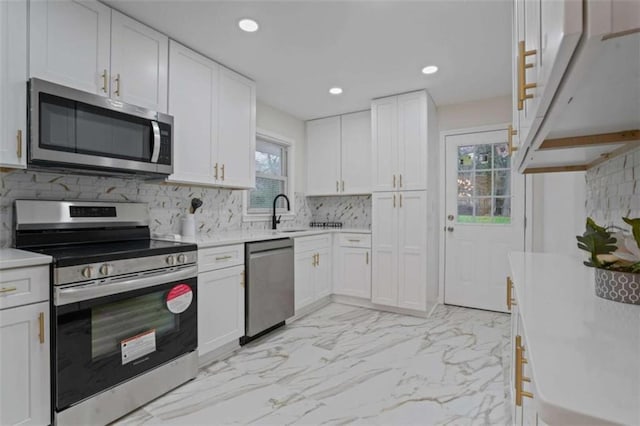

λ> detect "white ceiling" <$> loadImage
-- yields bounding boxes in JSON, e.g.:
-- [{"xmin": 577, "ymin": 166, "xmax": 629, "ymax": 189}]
[{"xmin": 105, "ymin": 0, "xmax": 513, "ymax": 120}]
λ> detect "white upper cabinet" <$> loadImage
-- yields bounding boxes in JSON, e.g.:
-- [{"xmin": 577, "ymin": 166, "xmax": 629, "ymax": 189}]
[
  {"xmin": 168, "ymin": 41, "xmax": 217, "ymax": 185},
  {"xmin": 30, "ymin": 1, "xmax": 169, "ymax": 112},
  {"xmin": 306, "ymin": 111, "xmax": 372, "ymax": 195},
  {"xmin": 0, "ymin": 0, "xmax": 27, "ymax": 169},
  {"xmin": 372, "ymin": 91, "xmax": 429, "ymax": 192},
  {"xmin": 216, "ymin": 66, "xmax": 256, "ymax": 189},
  {"xmin": 110, "ymin": 10, "xmax": 168, "ymax": 112},
  {"xmin": 306, "ymin": 116, "xmax": 342, "ymax": 195},
  {"xmin": 341, "ymin": 110, "xmax": 372, "ymax": 195},
  {"xmin": 167, "ymin": 42, "xmax": 256, "ymax": 189},
  {"xmin": 30, "ymin": 0, "xmax": 111, "ymax": 96}
]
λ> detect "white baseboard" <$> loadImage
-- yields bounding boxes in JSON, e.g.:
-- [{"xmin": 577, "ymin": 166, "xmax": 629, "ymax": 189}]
[
  {"xmin": 286, "ymin": 296, "xmax": 332, "ymax": 324},
  {"xmin": 331, "ymin": 294, "xmax": 430, "ymax": 318},
  {"xmin": 198, "ymin": 339, "xmax": 241, "ymax": 368}
]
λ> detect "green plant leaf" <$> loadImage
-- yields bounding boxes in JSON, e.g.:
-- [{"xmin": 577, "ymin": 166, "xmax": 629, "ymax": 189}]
[{"xmin": 576, "ymin": 218, "xmax": 617, "ymax": 268}]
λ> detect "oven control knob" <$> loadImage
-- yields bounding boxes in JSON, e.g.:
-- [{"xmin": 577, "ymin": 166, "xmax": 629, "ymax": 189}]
[
  {"xmin": 166, "ymin": 255, "xmax": 176, "ymax": 266},
  {"xmin": 177, "ymin": 254, "xmax": 186, "ymax": 264},
  {"xmin": 81, "ymin": 266, "xmax": 94, "ymax": 279},
  {"xmin": 99, "ymin": 264, "xmax": 114, "ymax": 276}
]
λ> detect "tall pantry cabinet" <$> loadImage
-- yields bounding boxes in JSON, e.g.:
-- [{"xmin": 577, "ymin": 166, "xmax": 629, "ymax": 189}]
[{"xmin": 371, "ymin": 90, "xmax": 438, "ymax": 313}]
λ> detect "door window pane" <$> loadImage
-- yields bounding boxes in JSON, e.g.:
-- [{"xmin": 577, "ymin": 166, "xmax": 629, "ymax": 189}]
[{"xmin": 456, "ymin": 142, "xmax": 512, "ymax": 225}]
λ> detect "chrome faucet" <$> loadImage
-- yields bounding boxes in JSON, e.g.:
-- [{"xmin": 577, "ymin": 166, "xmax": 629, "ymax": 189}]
[{"xmin": 272, "ymin": 194, "xmax": 291, "ymax": 230}]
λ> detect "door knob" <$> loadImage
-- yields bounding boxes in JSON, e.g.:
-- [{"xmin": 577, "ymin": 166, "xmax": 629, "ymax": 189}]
[
  {"xmin": 447, "ymin": 215, "xmax": 454, "ymax": 221},
  {"xmin": 447, "ymin": 227, "xmax": 454, "ymax": 232}
]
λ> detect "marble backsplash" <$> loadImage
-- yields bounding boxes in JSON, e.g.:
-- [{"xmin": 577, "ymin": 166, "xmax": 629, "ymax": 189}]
[{"xmin": 0, "ymin": 170, "xmax": 371, "ymax": 247}]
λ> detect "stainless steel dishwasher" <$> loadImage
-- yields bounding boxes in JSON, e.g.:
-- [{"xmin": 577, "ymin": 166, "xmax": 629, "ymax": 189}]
[{"xmin": 242, "ymin": 238, "xmax": 294, "ymax": 344}]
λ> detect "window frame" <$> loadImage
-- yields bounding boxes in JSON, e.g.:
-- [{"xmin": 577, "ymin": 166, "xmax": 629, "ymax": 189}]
[{"xmin": 242, "ymin": 128, "xmax": 295, "ymax": 222}]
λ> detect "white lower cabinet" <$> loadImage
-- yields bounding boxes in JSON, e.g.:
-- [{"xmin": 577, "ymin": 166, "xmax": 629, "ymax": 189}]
[
  {"xmin": 294, "ymin": 235, "xmax": 332, "ymax": 313},
  {"xmin": 197, "ymin": 245, "xmax": 245, "ymax": 358},
  {"xmin": 333, "ymin": 234, "xmax": 371, "ymax": 299},
  {"xmin": 372, "ymin": 191, "xmax": 428, "ymax": 311}
]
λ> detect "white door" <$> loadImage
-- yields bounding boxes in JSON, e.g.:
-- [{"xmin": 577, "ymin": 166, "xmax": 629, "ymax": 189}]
[
  {"xmin": 30, "ymin": 0, "xmax": 111, "ymax": 95},
  {"xmin": 371, "ymin": 96, "xmax": 398, "ymax": 192},
  {"xmin": 397, "ymin": 191, "xmax": 428, "ymax": 311},
  {"xmin": 294, "ymin": 251, "xmax": 315, "ymax": 311},
  {"xmin": 371, "ymin": 192, "xmax": 398, "ymax": 306},
  {"xmin": 110, "ymin": 10, "xmax": 168, "ymax": 112},
  {"xmin": 444, "ymin": 129, "xmax": 525, "ymax": 312},
  {"xmin": 335, "ymin": 247, "xmax": 372, "ymax": 299},
  {"xmin": 197, "ymin": 266, "xmax": 244, "ymax": 357},
  {"xmin": 0, "ymin": 0, "xmax": 27, "ymax": 169},
  {"xmin": 314, "ymin": 246, "xmax": 332, "ymax": 299},
  {"xmin": 167, "ymin": 41, "xmax": 217, "ymax": 185},
  {"xmin": 0, "ymin": 302, "xmax": 50, "ymax": 426},
  {"xmin": 397, "ymin": 91, "xmax": 427, "ymax": 191},
  {"xmin": 217, "ymin": 67, "xmax": 256, "ymax": 189},
  {"xmin": 341, "ymin": 110, "xmax": 372, "ymax": 195},
  {"xmin": 306, "ymin": 116, "xmax": 341, "ymax": 195}
]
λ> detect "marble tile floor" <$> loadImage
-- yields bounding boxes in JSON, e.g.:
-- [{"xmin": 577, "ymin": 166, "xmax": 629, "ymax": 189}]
[{"xmin": 115, "ymin": 303, "xmax": 511, "ymax": 426}]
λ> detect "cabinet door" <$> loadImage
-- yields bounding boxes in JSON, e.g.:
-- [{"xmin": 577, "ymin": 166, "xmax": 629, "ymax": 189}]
[
  {"xmin": 371, "ymin": 192, "xmax": 399, "ymax": 306},
  {"xmin": 0, "ymin": 0, "xmax": 27, "ymax": 168},
  {"xmin": 371, "ymin": 96, "xmax": 398, "ymax": 192},
  {"xmin": 397, "ymin": 91, "xmax": 427, "ymax": 191},
  {"xmin": 294, "ymin": 251, "xmax": 316, "ymax": 311},
  {"xmin": 167, "ymin": 41, "xmax": 217, "ymax": 185},
  {"xmin": 30, "ymin": 0, "xmax": 111, "ymax": 95},
  {"xmin": 341, "ymin": 110, "xmax": 372, "ymax": 195},
  {"xmin": 216, "ymin": 67, "xmax": 256, "ymax": 189},
  {"xmin": 0, "ymin": 302, "xmax": 50, "ymax": 426},
  {"xmin": 335, "ymin": 247, "xmax": 371, "ymax": 299},
  {"xmin": 314, "ymin": 247, "xmax": 332, "ymax": 299},
  {"xmin": 397, "ymin": 191, "xmax": 427, "ymax": 311},
  {"xmin": 306, "ymin": 116, "xmax": 342, "ymax": 195},
  {"xmin": 110, "ymin": 10, "xmax": 168, "ymax": 112},
  {"xmin": 197, "ymin": 266, "xmax": 244, "ymax": 356}
]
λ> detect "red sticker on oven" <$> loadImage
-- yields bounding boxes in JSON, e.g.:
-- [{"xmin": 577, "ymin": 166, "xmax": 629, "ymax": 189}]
[{"xmin": 166, "ymin": 284, "xmax": 193, "ymax": 314}]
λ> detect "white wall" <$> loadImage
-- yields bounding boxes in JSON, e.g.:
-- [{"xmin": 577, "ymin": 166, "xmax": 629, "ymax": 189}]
[
  {"xmin": 256, "ymin": 100, "xmax": 306, "ymax": 192},
  {"xmin": 437, "ymin": 95, "xmax": 511, "ymax": 131}
]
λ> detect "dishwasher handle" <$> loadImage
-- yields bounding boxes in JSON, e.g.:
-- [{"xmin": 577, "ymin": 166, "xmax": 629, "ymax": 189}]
[{"xmin": 248, "ymin": 247, "xmax": 292, "ymax": 260}]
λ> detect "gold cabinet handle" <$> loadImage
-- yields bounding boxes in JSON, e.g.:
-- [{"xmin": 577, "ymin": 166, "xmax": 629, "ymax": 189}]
[
  {"xmin": 399, "ymin": 193, "xmax": 403, "ymax": 208},
  {"xmin": 507, "ymin": 276, "xmax": 517, "ymax": 310},
  {"xmin": 316, "ymin": 253, "xmax": 320, "ymax": 266},
  {"xmin": 114, "ymin": 73, "xmax": 121, "ymax": 97},
  {"xmin": 221, "ymin": 164, "xmax": 225, "ymax": 181},
  {"xmin": 393, "ymin": 174, "xmax": 396, "ymax": 188},
  {"xmin": 517, "ymin": 41, "xmax": 537, "ymax": 110},
  {"xmin": 399, "ymin": 174, "xmax": 403, "ymax": 188},
  {"xmin": 16, "ymin": 130, "xmax": 22, "ymax": 159},
  {"xmin": 214, "ymin": 163, "xmax": 219, "ymax": 180},
  {"xmin": 393, "ymin": 194, "xmax": 396, "ymax": 208},
  {"xmin": 0, "ymin": 286, "xmax": 17, "ymax": 294},
  {"xmin": 508, "ymin": 125, "xmax": 518, "ymax": 156},
  {"xmin": 515, "ymin": 335, "xmax": 534, "ymax": 405},
  {"xmin": 38, "ymin": 312, "xmax": 45, "ymax": 344},
  {"xmin": 240, "ymin": 271, "xmax": 245, "ymax": 288},
  {"xmin": 101, "ymin": 69, "xmax": 108, "ymax": 93},
  {"xmin": 215, "ymin": 255, "xmax": 232, "ymax": 261},
  {"xmin": 347, "ymin": 239, "xmax": 361, "ymax": 243},
  {"xmin": 366, "ymin": 251, "xmax": 369, "ymax": 264},
  {"xmin": 336, "ymin": 181, "xmax": 339, "ymax": 192},
  {"xmin": 341, "ymin": 180, "xmax": 345, "ymax": 192}
]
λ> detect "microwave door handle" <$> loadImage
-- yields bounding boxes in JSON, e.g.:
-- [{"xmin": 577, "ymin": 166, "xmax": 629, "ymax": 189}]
[{"xmin": 151, "ymin": 121, "xmax": 160, "ymax": 163}]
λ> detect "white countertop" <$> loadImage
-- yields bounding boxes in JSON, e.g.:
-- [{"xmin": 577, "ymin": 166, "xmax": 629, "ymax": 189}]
[
  {"xmin": 0, "ymin": 248, "xmax": 52, "ymax": 270},
  {"xmin": 509, "ymin": 252, "xmax": 640, "ymax": 426},
  {"xmin": 154, "ymin": 228, "xmax": 371, "ymax": 248}
]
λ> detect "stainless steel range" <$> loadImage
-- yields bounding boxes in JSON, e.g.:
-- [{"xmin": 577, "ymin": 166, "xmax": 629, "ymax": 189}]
[{"xmin": 14, "ymin": 200, "xmax": 198, "ymax": 426}]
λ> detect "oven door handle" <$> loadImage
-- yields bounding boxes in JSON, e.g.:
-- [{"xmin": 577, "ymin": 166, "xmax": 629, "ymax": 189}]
[
  {"xmin": 150, "ymin": 120, "xmax": 161, "ymax": 163},
  {"xmin": 54, "ymin": 265, "xmax": 197, "ymax": 306}
]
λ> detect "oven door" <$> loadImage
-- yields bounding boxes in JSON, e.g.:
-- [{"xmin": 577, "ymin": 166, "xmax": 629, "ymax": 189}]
[
  {"xmin": 54, "ymin": 269, "xmax": 196, "ymax": 411},
  {"xmin": 29, "ymin": 78, "xmax": 173, "ymax": 176}
]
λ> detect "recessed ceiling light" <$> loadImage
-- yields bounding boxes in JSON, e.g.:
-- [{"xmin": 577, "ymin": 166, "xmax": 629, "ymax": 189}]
[
  {"xmin": 329, "ymin": 87, "xmax": 343, "ymax": 95},
  {"xmin": 238, "ymin": 18, "xmax": 259, "ymax": 32},
  {"xmin": 421, "ymin": 65, "xmax": 439, "ymax": 75}
]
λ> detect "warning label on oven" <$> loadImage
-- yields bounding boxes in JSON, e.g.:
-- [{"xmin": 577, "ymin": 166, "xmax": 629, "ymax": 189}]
[
  {"xmin": 166, "ymin": 283, "xmax": 193, "ymax": 314},
  {"xmin": 121, "ymin": 329, "xmax": 156, "ymax": 365}
]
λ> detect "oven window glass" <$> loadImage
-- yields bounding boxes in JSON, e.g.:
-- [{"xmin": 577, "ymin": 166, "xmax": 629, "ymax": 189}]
[
  {"xmin": 39, "ymin": 93, "xmax": 152, "ymax": 162},
  {"xmin": 91, "ymin": 291, "xmax": 178, "ymax": 359}
]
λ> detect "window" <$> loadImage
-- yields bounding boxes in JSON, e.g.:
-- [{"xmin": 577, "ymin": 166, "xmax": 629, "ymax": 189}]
[{"xmin": 246, "ymin": 133, "xmax": 293, "ymax": 215}]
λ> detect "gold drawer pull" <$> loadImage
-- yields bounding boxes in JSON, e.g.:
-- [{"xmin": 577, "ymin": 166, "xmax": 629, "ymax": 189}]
[
  {"xmin": 517, "ymin": 40, "xmax": 537, "ymax": 110},
  {"xmin": 0, "ymin": 286, "xmax": 17, "ymax": 294},
  {"xmin": 508, "ymin": 125, "xmax": 518, "ymax": 156},
  {"xmin": 38, "ymin": 312, "xmax": 45, "ymax": 344},
  {"xmin": 215, "ymin": 255, "xmax": 233, "ymax": 261},
  {"xmin": 347, "ymin": 239, "xmax": 361, "ymax": 242}
]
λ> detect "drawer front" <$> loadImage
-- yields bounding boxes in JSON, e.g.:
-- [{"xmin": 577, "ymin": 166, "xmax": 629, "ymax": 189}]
[
  {"xmin": 0, "ymin": 265, "xmax": 49, "ymax": 310},
  {"xmin": 338, "ymin": 233, "xmax": 371, "ymax": 248},
  {"xmin": 295, "ymin": 234, "xmax": 331, "ymax": 253},
  {"xmin": 198, "ymin": 244, "xmax": 245, "ymax": 272}
]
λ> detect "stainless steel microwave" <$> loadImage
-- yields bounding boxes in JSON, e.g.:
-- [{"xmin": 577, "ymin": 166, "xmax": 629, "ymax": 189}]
[{"xmin": 28, "ymin": 78, "xmax": 173, "ymax": 177}]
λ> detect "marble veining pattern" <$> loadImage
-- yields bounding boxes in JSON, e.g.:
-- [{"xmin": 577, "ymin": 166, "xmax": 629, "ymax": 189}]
[{"xmin": 115, "ymin": 303, "xmax": 510, "ymax": 425}]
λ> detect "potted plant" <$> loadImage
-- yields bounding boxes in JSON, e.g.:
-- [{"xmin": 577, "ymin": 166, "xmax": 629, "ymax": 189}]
[{"xmin": 577, "ymin": 217, "xmax": 640, "ymax": 305}]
